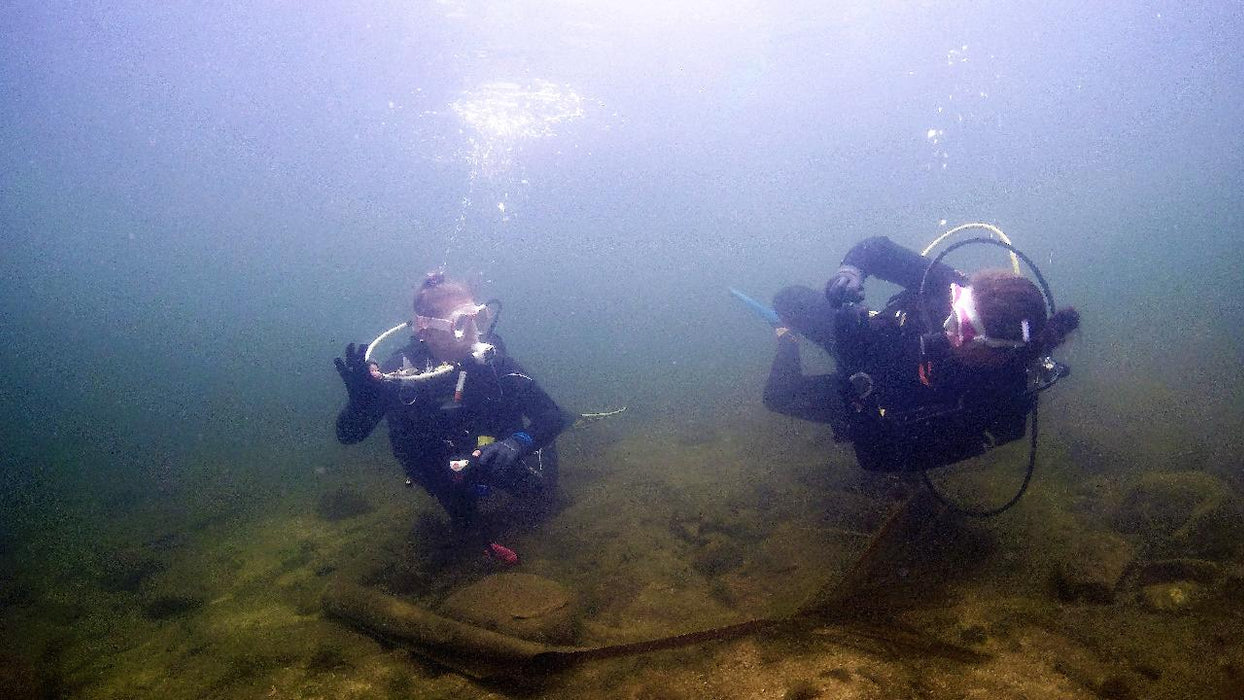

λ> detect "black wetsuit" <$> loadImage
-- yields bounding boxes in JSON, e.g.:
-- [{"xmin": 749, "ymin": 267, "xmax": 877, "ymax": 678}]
[
  {"xmin": 336, "ymin": 335, "xmax": 573, "ymax": 527},
  {"xmin": 764, "ymin": 237, "xmax": 1033, "ymax": 472}
]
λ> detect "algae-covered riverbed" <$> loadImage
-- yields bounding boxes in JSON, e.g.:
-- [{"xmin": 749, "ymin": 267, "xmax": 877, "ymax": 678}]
[{"xmin": 3, "ymin": 401, "xmax": 1241, "ymax": 699}]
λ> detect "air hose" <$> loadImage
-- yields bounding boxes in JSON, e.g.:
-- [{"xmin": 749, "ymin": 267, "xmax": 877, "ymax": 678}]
[{"xmin": 915, "ymin": 232, "xmax": 1059, "ymax": 518}]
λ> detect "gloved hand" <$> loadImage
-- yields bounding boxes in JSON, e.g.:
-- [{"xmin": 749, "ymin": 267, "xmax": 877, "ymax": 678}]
[
  {"xmin": 824, "ymin": 264, "xmax": 865, "ymax": 308},
  {"xmin": 334, "ymin": 342, "xmax": 381, "ymax": 406},
  {"xmin": 475, "ymin": 432, "xmax": 533, "ymax": 478}
]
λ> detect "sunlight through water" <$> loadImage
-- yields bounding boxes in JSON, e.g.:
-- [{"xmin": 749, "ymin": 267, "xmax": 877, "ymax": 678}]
[{"xmin": 450, "ymin": 79, "xmax": 586, "ymax": 180}]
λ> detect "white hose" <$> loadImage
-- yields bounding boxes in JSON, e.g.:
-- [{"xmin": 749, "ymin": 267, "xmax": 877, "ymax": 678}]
[
  {"xmin": 921, "ymin": 222, "xmax": 1022, "ymax": 275},
  {"xmin": 365, "ymin": 322, "xmax": 413, "ymax": 363},
  {"xmin": 365, "ymin": 320, "xmax": 496, "ymax": 387}
]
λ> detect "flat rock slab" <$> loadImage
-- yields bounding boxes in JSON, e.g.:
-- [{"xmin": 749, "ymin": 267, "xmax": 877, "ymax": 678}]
[
  {"xmin": 1114, "ymin": 471, "xmax": 1244, "ymax": 560},
  {"xmin": 440, "ymin": 573, "xmax": 579, "ymax": 645}
]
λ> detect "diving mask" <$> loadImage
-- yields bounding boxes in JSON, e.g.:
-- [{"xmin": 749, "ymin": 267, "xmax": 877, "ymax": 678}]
[
  {"xmin": 414, "ymin": 303, "xmax": 487, "ymax": 340},
  {"xmin": 944, "ymin": 283, "xmax": 1029, "ymax": 349}
]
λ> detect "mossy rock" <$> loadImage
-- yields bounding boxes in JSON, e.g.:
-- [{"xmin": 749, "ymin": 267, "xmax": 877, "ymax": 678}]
[
  {"xmin": 97, "ymin": 548, "xmax": 165, "ymax": 593},
  {"xmin": 1113, "ymin": 471, "xmax": 1244, "ymax": 560},
  {"xmin": 1054, "ymin": 532, "xmax": 1136, "ymax": 603},
  {"xmin": 438, "ymin": 572, "xmax": 579, "ymax": 645},
  {"xmin": 316, "ymin": 487, "xmax": 374, "ymax": 521},
  {"xmin": 143, "ymin": 592, "xmax": 205, "ymax": 619},
  {"xmin": 692, "ymin": 535, "xmax": 746, "ymax": 578},
  {"xmin": 1128, "ymin": 558, "xmax": 1223, "ymax": 587},
  {"xmin": 0, "ymin": 653, "xmax": 45, "ymax": 700},
  {"xmin": 1139, "ymin": 581, "xmax": 1204, "ymax": 612}
]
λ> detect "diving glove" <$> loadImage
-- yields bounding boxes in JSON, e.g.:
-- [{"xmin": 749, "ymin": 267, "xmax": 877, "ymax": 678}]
[
  {"xmin": 825, "ymin": 264, "xmax": 865, "ymax": 308},
  {"xmin": 334, "ymin": 342, "xmax": 381, "ymax": 406},
  {"xmin": 475, "ymin": 432, "xmax": 533, "ymax": 478}
]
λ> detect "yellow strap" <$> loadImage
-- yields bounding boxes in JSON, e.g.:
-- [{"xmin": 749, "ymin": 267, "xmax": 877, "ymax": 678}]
[{"xmin": 921, "ymin": 222, "xmax": 1021, "ymax": 275}]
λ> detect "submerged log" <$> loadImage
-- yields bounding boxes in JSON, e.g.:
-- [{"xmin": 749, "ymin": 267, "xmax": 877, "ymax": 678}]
[
  {"xmin": 323, "ymin": 578, "xmax": 772, "ymax": 678},
  {"xmin": 323, "ymin": 579, "xmax": 569, "ymax": 678}
]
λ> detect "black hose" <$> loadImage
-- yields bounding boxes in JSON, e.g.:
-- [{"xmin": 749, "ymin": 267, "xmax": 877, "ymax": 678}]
[
  {"xmin": 482, "ymin": 298, "xmax": 503, "ymax": 338},
  {"xmin": 918, "ymin": 237, "xmax": 1057, "ymax": 333},
  {"xmin": 914, "ymin": 238, "xmax": 1055, "ymax": 518},
  {"xmin": 920, "ymin": 402, "xmax": 1040, "ymax": 518}
]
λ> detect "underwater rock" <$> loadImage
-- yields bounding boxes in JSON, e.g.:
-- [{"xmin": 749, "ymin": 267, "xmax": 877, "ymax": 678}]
[
  {"xmin": 0, "ymin": 653, "xmax": 45, "ymax": 700},
  {"xmin": 1177, "ymin": 496, "xmax": 1244, "ymax": 560},
  {"xmin": 439, "ymin": 572, "xmax": 579, "ymax": 645},
  {"xmin": 669, "ymin": 512, "xmax": 706, "ymax": 545},
  {"xmin": 782, "ymin": 679, "xmax": 823, "ymax": 700},
  {"xmin": 0, "ymin": 570, "xmax": 34, "ymax": 609},
  {"xmin": 316, "ymin": 487, "xmax": 374, "ymax": 521},
  {"xmin": 692, "ymin": 535, "xmax": 746, "ymax": 578},
  {"xmin": 97, "ymin": 548, "xmax": 165, "ymax": 593},
  {"xmin": 1113, "ymin": 471, "xmax": 1244, "ymax": 560},
  {"xmin": 1139, "ymin": 581, "xmax": 1203, "ymax": 612},
  {"xmin": 1054, "ymin": 532, "xmax": 1135, "ymax": 603},
  {"xmin": 1223, "ymin": 564, "xmax": 1244, "ymax": 603},
  {"xmin": 143, "ymin": 531, "xmax": 188, "ymax": 553},
  {"xmin": 1118, "ymin": 559, "xmax": 1231, "ymax": 612},
  {"xmin": 143, "ymin": 592, "xmax": 205, "ymax": 619},
  {"xmin": 1094, "ymin": 672, "xmax": 1135, "ymax": 699},
  {"xmin": 958, "ymin": 624, "xmax": 989, "ymax": 646},
  {"xmin": 1128, "ymin": 558, "xmax": 1223, "ymax": 587}
]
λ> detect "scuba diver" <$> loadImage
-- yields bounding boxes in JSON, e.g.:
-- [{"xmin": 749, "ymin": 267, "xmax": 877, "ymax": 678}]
[
  {"xmin": 334, "ymin": 272, "xmax": 574, "ymax": 564},
  {"xmin": 762, "ymin": 234, "xmax": 1080, "ymax": 509}
]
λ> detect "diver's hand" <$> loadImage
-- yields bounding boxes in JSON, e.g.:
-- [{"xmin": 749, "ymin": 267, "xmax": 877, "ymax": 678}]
[
  {"xmin": 825, "ymin": 264, "xmax": 865, "ymax": 308},
  {"xmin": 474, "ymin": 433, "xmax": 533, "ymax": 477},
  {"xmin": 334, "ymin": 342, "xmax": 382, "ymax": 406}
]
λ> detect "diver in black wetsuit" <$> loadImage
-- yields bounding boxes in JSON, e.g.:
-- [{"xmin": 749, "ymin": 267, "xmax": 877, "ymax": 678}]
[
  {"xmin": 334, "ymin": 272, "xmax": 573, "ymax": 563},
  {"xmin": 764, "ymin": 236, "xmax": 1080, "ymax": 474}
]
